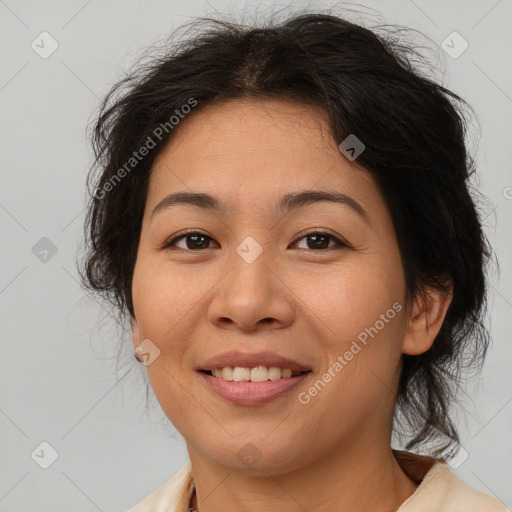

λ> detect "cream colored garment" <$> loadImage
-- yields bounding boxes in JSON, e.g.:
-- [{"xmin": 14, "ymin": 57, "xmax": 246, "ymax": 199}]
[{"xmin": 126, "ymin": 450, "xmax": 509, "ymax": 512}]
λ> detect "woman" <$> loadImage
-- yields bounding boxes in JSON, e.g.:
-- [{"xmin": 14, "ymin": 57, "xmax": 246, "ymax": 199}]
[{"xmin": 80, "ymin": 9, "xmax": 509, "ymax": 512}]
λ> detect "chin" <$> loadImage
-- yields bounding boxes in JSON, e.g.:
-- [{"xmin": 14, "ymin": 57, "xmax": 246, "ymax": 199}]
[{"xmin": 201, "ymin": 437, "xmax": 309, "ymax": 475}]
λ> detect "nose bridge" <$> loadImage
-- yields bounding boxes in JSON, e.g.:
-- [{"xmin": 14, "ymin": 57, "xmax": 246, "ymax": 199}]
[
  {"xmin": 228, "ymin": 234, "xmax": 273, "ymax": 294},
  {"xmin": 235, "ymin": 234, "xmax": 266, "ymax": 266},
  {"xmin": 207, "ymin": 232, "xmax": 294, "ymax": 330}
]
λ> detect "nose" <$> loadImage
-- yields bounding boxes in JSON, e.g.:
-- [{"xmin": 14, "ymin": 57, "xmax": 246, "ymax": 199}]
[{"xmin": 206, "ymin": 243, "xmax": 295, "ymax": 333}]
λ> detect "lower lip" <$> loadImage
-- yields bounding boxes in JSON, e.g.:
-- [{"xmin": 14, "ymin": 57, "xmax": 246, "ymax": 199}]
[{"xmin": 198, "ymin": 371, "xmax": 311, "ymax": 406}]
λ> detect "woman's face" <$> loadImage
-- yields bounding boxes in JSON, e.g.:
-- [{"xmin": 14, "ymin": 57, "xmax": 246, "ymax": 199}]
[{"xmin": 131, "ymin": 98, "xmax": 412, "ymax": 473}]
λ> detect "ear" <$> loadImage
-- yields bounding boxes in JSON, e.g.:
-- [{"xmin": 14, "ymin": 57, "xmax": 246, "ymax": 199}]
[
  {"xmin": 402, "ymin": 281, "xmax": 453, "ymax": 356},
  {"xmin": 131, "ymin": 317, "xmax": 141, "ymax": 350}
]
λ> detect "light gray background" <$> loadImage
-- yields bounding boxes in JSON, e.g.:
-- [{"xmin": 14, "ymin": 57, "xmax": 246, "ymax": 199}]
[{"xmin": 1, "ymin": 0, "xmax": 511, "ymax": 510}]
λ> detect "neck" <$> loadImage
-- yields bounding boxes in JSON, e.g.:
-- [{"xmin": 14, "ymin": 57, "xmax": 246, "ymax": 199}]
[{"xmin": 188, "ymin": 441, "xmax": 419, "ymax": 512}]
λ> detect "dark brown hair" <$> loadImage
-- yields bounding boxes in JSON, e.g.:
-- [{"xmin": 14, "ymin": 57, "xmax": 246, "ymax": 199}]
[{"xmin": 80, "ymin": 7, "xmax": 492, "ymax": 459}]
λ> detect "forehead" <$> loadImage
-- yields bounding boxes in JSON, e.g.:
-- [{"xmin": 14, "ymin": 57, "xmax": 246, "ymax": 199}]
[
  {"xmin": 153, "ymin": 98, "xmax": 336, "ymax": 172},
  {"xmin": 169, "ymin": 97, "xmax": 333, "ymax": 146},
  {"xmin": 146, "ymin": 98, "xmax": 381, "ymax": 217}
]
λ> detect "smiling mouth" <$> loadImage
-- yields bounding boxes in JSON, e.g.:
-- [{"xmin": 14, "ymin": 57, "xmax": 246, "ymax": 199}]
[
  {"xmin": 200, "ymin": 367, "xmax": 311, "ymax": 382},
  {"xmin": 198, "ymin": 366, "xmax": 313, "ymax": 405}
]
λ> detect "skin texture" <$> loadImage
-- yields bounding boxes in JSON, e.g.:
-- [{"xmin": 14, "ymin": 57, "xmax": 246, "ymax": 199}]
[{"xmin": 130, "ymin": 98, "xmax": 452, "ymax": 512}]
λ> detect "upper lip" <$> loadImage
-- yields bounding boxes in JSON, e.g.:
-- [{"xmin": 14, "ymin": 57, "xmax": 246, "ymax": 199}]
[{"xmin": 197, "ymin": 351, "xmax": 312, "ymax": 373}]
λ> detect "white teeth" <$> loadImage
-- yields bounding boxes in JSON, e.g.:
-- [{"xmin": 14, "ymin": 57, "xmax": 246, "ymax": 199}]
[
  {"xmin": 250, "ymin": 366, "xmax": 268, "ymax": 382},
  {"xmin": 268, "ymin": 366, "xmax": 282, "ymax": 380},
  {"xmin": 208, "ymin": 366, "xmax": 300, "ymax": 382},
  {"xmin": 233, "ymin": 367, "xmax": 250, "ymax": 381},
  {"xmin": 220, "ymin": 367, "xmax": 233, "ymax": 380}
]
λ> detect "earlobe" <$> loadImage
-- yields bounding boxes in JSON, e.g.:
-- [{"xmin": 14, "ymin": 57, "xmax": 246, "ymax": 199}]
[{"xmin": 402, "ymin": 283, "xmax": 453, "ymax": 356}]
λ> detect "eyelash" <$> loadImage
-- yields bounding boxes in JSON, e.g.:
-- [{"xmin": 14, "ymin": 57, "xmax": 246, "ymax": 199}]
[{"xmin": 161, "ymin": 229, "xmax": 349, "ymax": 251}]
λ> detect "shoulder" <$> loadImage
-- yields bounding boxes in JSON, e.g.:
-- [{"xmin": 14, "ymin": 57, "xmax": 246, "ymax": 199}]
[
  {"xmin": 125, "ymin": 462, "xmax": 194, "ymax": 512},
  {"xmin": 396, "ymin": 451, "xmax": 509, "ymax": 512}
]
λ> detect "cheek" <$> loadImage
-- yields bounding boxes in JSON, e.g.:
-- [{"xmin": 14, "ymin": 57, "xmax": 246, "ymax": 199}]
[
  {"xmin": 131, "ymin": 261, "xmax": 197, "ymax": 425},
  {"xmin": 295, "ymin": 257, "xmax": 406, "ymax": 401},
  {"xmin": 300, "ymin": 312, "xmax": 405, "ymax": 444},
  {"xmin": 131, "ymin": 257, "xmax": 210, "ymax": 339},
  {"xmin": 294, "ymin": 254, "xmax": 405, "ymax": 343}
]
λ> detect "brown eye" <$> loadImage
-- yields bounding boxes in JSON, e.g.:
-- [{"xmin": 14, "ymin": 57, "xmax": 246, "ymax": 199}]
[
  {"xmin": 163, "ymin": 232, "xmax": 215, "ymax": 250},
  {"xmin": 162, "ymin": 230, "xmax": 348, "ymax": 252},
  {"xmin": 293, "ymin": 231, "xmax": 347, "ymax": 250}
]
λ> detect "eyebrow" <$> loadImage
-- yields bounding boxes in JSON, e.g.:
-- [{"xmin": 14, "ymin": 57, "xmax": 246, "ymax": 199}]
[{"xmin": 151, "ymin": 189, "xmax": 370, "ymax": 224}]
